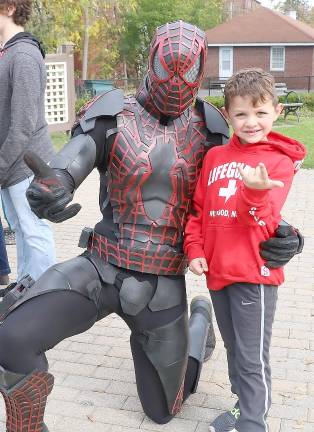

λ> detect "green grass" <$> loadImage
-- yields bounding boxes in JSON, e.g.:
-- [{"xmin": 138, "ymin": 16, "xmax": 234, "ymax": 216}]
[
  {"xmin": 50, "ymin": 110, "xmax": 314, "ymax": 168},
  {"xmin": 51, "ymin": 132, "xmax": 69, "ymax": 152},
  {"xmin": 273, "ymin": 114, "xmax": 314, "ymax": 169}
]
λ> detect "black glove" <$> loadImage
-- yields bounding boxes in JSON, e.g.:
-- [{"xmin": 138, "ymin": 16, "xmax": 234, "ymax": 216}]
[
  {"xmin": 260, "ymin": 221, "xmax": 304, "ymax": 268},
  {"xmin": 24, "ymin": 151, "xmax": 81, "ymax": 223}
]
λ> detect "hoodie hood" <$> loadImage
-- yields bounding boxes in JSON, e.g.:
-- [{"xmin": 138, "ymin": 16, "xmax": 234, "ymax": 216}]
[
  {"xmin": 3, "ymin": 32, "xmax": 45, "ymax": 58},
  {"xmin": 230, "ymin": 131, "xmax": 306, "ymax": 173}
]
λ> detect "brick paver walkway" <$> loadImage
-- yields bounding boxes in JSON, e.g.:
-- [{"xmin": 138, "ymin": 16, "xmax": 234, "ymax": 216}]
[{"xmin": 1, "ymin": 168, "xmax": 313, "ymax": 432}]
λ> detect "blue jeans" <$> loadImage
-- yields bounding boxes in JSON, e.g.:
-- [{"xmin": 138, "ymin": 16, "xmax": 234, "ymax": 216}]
[
  {"xmin": 0, "ymin": 217, "xmax": 10, "ymax": 276},
  {"xmin": 1, "ymin": 177, "xmax": 56, "ymax": 281}
]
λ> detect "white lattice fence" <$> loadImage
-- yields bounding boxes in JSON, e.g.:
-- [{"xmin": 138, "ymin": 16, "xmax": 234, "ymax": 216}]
[{"xmin": 44, "ymin": 53, "xmax": 75, "ymax": 133}]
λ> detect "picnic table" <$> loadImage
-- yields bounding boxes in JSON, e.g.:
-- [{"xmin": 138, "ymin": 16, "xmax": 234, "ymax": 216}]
[
  {"xmin": 208, "ymin": 79, "xmax": 226, "ymax": 95},
  {"xmin": 274, "ymin": 82, "xmax": 288, "ymax": 95},
  {"xmin": 281, "ymin": 90, "xmax": 303, "ymax": 122}
]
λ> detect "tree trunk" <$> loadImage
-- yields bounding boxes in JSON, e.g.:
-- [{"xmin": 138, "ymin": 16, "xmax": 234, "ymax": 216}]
[
  {"xmin": 82, "ymin": 7, "xmax": 90, "ymax": 80},
  {"xmin": 123, "ymin": 56, "xmax": 128, "ymax": 92}
]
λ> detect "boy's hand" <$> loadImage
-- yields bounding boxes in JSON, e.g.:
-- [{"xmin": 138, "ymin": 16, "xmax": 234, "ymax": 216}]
[
  {"xmin": 189, "ymin": 258, "xmax": 208, "ymax": 276},
  {"xmin": 238, "ymin": 163, "xmax": 284, "ymax": 190}
]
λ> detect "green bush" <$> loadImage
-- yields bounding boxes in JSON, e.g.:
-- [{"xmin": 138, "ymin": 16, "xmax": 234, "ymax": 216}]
[
  {"xmin": 279, "ymin": 93, "xmax": 314, "ymax": 111},
  {"xmin": 204, "ymin": 95, "xmax": 225, "ymax": 109},
  {"xmin": 75, "ymin": 95, "xmax": 92, "ymax": 114},
  {"xmin": 205, "ymin": 92, "xmax": 314, "ymax": 111},
  {"xmin": 300, "ymin": 93, "xmax": 314, "ymax": 111},
  {"xmin": 278, "ymin": 94, "xmax": 296, "ymax": 103}
]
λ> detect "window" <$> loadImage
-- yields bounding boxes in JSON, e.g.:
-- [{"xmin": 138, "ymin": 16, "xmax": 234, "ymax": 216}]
[
  {"xmin": 219, "ymin": 47, "xmax": 233, "ymax": 78},
  {"xmin": 270, "ymin": 47, "xmax": 285, "ymax": 71}
]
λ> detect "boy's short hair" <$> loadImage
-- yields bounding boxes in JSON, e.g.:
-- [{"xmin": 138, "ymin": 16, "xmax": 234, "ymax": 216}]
[
  {"xmin": 0, "ymin": 0, "xmax": 32, "ymax": 26},
  {"xmin": 224, "ymin": 68, "xmax": 278, "ymax": 110}
]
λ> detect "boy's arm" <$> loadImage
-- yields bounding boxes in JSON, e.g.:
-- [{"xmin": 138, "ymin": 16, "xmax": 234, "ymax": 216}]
[{"xmin": 236, "ymin": 158, "xmax": 294, "ymax": 232}]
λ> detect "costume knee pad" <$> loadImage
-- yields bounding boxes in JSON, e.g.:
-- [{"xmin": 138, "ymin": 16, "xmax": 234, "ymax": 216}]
[{"xmin": 136, "ymin": 312, "xmax": 189, "ymax": 415}]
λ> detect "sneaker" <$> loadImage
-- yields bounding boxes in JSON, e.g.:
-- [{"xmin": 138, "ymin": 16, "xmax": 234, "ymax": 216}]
[
  {"xmin": 4, "ymin": 227, "xmax": 16, "ymax": 245},
  {"xmin": 0, "ymin": 274, "xmax": 9, "ymax": 285},
  {"xmin": 209, "ymin": 405, "xmax": 240, "ymax": 432},
  {"xmin": 0, "ymin": 282, "xmax": 17, "ymax": 298}
]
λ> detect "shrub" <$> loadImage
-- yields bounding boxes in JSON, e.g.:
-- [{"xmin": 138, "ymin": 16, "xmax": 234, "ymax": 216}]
[
  {"xmin": 278, "ymin": 94, "xmax": 295, "ymax": 103},
  {"xmin": 279, "ymin": 93, "xmax": 314, "ymax": 111},
  {"xmin": 204, "ymin": 95, "xmax": 225, "ymax": 109},
  {"xmin": 205, "ymin": 92, "xmax": 314, "ymax": 111},
  {"xmin": 300, "ymin": 93, "xmax": 314, "ymax": 111},
  {"xmin": 75, "ymin": 95, "xmax": 92, "ymax": 114}
]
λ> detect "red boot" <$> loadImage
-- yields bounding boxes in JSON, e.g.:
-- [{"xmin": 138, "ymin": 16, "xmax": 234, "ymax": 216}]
[{"xmin": 0, "ymin": 366, "xmax": 54, "ymax": 432}]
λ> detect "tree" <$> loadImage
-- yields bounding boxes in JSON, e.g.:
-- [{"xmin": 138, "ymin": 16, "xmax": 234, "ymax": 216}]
[
  {"xmin": 28, "ymin": 0, "xmax": 128, "ymax": 79},
  {"xmin": 180, "ymin": 0, "xmax": 223, "ymax": 30},
  {"xmin": 27, "ymin": 0, "xmax": 84, "ymax": 53},
  {"xmin": 275, "ymin": 0, "xmax": 313, "ymax": 24},
  {"xmin": 27, "ymin": 0, "xmax": 61, "ymax": 52},
  {"xmin": 120, "ymin": 0, "xmax": 223, "ymax": 78},
  {"xmin": 27, "ymin": 0, "xmax": 225, "ymax": 80}
]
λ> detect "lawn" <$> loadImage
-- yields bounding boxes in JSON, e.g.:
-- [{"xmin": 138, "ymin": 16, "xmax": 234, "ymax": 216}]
[
  {"xmin": 272, "ymin": 115, "xmax": 314, "ymax": 169},
  {"xmin": 50, "ymin": 111, "xmax": 314, "ymax": 169},
  {"xmin": 51, "ymin": 132, "xmax": 69, "ymax": 152}
]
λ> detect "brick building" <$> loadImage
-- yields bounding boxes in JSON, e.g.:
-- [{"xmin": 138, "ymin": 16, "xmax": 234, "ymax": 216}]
[{"xmin": 205, "ymin": 7, "xmax": 314, "ymax": 91}]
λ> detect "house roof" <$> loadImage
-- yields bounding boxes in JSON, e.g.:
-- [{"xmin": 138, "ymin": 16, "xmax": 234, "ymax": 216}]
[{"xmin": 206, "ymin": 7, "xmax": 314, "ymax": 45}]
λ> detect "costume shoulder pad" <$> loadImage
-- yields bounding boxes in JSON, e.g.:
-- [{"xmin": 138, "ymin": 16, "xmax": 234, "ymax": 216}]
[
  {"xmin": 76, "ymin": 88, "xmax": 124, "ymax": 133},
  {"xmin": 195, "ymin": 97, "xmax": 229, "ymax": 144}
]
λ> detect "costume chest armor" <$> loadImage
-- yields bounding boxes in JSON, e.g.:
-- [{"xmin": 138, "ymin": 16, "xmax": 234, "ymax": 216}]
[{"xmin": 90, "ymin": 96, "xmax": 208, "ymax": 275}]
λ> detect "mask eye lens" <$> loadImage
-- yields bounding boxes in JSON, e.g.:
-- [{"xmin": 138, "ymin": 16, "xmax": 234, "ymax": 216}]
[
  {"xmin": 153, "ymin": 50, "xmax": 170, "ymax": 80},
  {"xmin": 184, "ymin": 55, "xmax": 201, "ymax": 83}
]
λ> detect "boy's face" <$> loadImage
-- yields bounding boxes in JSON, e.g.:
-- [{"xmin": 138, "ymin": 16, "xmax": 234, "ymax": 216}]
[{"xmin": 224, "ymin": 95, "xmax": 282, "ymax": 145}]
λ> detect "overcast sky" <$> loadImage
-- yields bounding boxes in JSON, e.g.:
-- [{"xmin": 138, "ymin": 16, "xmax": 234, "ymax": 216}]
[{"xmin": 259, "ymin": 0, "xmax": 314, "ymax": 7}]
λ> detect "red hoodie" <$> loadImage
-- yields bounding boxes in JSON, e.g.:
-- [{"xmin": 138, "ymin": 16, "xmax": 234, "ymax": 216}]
[{"xmin": 184, "ymin": 131, "xmax": 306, "ymax": 291}]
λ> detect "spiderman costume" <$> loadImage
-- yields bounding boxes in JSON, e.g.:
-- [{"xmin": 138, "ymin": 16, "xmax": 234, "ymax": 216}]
[{"xmin": 0, "ymin": 21, "xmax": 302, "ymax": 431}]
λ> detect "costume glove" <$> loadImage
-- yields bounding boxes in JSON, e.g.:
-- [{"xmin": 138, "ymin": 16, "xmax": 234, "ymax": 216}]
[
  {"xmin": 24, "ymin": 151, "xmax": 81, "ymax": 223},
  {"xmin": 260, "ymin": 220, "xmax": 304, "ymax": 268}
]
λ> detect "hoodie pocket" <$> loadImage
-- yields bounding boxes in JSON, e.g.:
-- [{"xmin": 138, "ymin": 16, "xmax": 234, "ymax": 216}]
[{"xmin": 203, "ymin": 224, "xmax": 260, "ymax": 280}]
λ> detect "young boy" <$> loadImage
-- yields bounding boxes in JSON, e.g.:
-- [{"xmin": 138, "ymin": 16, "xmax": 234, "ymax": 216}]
[{"xmin": 184, "ymin": 68, "xmax": 306, "ymax": 432}]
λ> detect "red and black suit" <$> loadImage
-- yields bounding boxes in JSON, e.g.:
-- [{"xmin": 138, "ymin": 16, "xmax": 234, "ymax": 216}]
[
  {"xmin": 0, "ymin": 21, "xmax": 301, "ymax": 432},
  {"xmin": 0, "ymin": 21, "xmax": 225, "ymax": 431}
]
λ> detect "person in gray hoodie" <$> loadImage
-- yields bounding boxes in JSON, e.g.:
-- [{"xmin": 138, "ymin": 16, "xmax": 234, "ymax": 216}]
[{"xmin": 0, "ymin": 0, "xmax": 55, "ymax": 282}]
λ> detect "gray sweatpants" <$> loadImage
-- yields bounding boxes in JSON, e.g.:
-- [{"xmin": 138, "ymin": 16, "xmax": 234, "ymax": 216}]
[{"xmin": 210, "ymin": 283, "xmax": 278, "ymax": 432}]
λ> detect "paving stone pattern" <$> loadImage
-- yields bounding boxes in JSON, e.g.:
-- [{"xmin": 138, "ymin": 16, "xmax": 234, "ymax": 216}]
[{"xmin": 0, "ymin": 168, "xmax": 313, "ymax": 432}]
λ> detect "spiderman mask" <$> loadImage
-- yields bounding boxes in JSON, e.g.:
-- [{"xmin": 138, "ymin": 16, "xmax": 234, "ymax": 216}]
[{"xmin": 147, "ymin": 20, "xmax": 207, "ymax": 117}]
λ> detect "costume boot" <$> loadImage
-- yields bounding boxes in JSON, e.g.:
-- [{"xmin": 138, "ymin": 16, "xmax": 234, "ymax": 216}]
[
  {"xmin": 189, "ymin": 295, "xmax": 216, "ymax": 393},
  {"xmin": 0, "ymin": 365, "xmax": 54, "ymax": 432}
]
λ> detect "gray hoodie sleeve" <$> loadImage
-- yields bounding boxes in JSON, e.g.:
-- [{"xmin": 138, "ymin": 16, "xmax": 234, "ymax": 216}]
[{"xmin": 0, "ymin": 52, "xmax": 43, "ymax": 183}]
